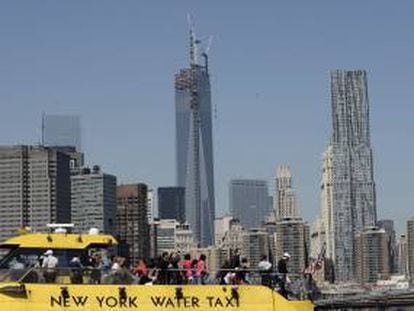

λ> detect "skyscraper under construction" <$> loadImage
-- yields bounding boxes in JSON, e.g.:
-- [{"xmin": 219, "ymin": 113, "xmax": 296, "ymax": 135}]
[
  {"xmin": 320, "ymin": 70, "xmax": 377, "ymax": 282},
  {"xmin": 175, "ymin": 25, "xmax": 215, "ymax": 246}
]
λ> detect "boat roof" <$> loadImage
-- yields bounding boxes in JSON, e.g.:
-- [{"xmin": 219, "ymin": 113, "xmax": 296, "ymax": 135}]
[{"xmin": 0, "ymin": 233, "xmax": 118, "ymax": 249}]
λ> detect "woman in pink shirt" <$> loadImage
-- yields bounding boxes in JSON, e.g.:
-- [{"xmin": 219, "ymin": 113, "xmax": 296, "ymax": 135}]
[
  {"xmin": 180, "ymin": 254, "xmax": 193, "ymax": 284},
  {"xmin": 195, "ymin": 254, "xmax": 207, "ymax": 284}
]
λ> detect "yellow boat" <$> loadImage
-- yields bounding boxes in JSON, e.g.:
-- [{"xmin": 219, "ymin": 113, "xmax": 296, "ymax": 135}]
[{"xmin": 0, "ymin": 230, "xmax": 313, "ymax": 310}]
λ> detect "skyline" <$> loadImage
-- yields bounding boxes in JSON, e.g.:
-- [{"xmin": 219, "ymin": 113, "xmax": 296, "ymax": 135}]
[{"xmin": 1, "ymin": 1, "xmax": 414, "ymax": 233}]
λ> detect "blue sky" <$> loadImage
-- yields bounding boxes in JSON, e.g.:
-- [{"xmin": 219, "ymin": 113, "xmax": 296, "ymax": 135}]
[{"xmin": 0, "ymin": 1, "xmax": 413, "ymax": 233}]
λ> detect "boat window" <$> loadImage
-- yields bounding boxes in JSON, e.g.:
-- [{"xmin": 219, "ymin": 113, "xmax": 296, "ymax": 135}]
[
  {"xmin": 0, "ymin": 247, "xmax": 14, "ymax": 265},
  {"xmin": 0, "ymin": 248, "xmax": 86, "ymax": 269}
]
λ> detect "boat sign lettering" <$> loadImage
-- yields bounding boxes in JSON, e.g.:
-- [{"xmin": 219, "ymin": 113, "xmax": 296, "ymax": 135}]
[{"xmin": 50, "ymin": 295, "xmax": 240, "ymax": 308}]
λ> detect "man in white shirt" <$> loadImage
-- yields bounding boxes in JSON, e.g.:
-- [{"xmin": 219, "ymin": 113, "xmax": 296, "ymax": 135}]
[
  {"xmin": 42, "ymin": 249, "xmax": 58, "ymax": 283},
  {"xmin": 258, "ymin": 254, "xmax": 272, "ymax": 287},
  {"xmin": 258, "ymin": 255, "xmax": 272, "ymax": 271}
]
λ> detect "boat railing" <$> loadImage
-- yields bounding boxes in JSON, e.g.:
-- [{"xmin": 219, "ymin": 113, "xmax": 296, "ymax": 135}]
[{"xmin": 0, "ymin": 267, "xmax": 316, "ymax": 300}]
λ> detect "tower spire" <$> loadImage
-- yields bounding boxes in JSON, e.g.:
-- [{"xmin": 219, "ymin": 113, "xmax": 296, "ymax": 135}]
[{"xmin": 187, "ymin": 14, "xmax": 198, "ymax": 66}]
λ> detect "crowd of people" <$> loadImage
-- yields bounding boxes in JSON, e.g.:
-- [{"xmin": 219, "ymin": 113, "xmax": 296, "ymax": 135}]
[{"xmin": 8, "ymin": 248, "xmax": 293, "ymax": 293}]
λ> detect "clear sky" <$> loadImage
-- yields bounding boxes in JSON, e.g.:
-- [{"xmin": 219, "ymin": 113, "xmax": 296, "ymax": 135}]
[{"xmin": 1, "ymin": 1, "xmax": 413, "ymax": 233}]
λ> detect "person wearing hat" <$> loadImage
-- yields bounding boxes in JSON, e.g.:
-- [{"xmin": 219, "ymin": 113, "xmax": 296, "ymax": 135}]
[
  {"xmin": 277, "ymin": 252, "xmax": 291, "ymax": 298},
  {"xmin": 42, "ymin": 249, "xmax": 58, "ymax": 283}
]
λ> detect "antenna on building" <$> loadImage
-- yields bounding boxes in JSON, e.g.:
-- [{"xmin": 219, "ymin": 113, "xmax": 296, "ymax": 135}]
[{"xmin": 187, "ymin": 14, "xmax": 198, "ymax": 66}]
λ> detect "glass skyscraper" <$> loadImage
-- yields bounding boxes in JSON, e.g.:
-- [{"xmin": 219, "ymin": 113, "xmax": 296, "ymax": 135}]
[
  {"xmin": 229, "ymin": 179, "xmax": 270, "ymax": 230},
  {"xmin": 158, "ymin": 187, "xmax": 185, "ymax": 223},
  {"xmin": 43, "ymin": 114, "xmax": 81, "ymax": 151},
  {"xmin": 175, "ymin": 29, "xmax": 215, "ymax": 246},
  {"xmin": 322, "ymin": 70, "xmax": 377, "ymax": 282}
]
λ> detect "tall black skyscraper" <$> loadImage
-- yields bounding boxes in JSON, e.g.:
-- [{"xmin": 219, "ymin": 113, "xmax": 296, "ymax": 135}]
[
  {"xmin": 158, "ymin": 187, "xmax": 185, "ymax": 223},
  {"xmin": 175, "ymin": 25, "xmax": 215, "ymax": 246}
]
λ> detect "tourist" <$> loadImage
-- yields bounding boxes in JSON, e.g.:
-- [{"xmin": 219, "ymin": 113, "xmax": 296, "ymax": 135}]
[
  {"xmin": 42, "ymin": 249, "xmax": 58, "ymax": 283},
  {"xmin": 156, "ymin": 252, "xmax": 170, "ymax": 284},
  {"xmin": 69, "ymin": 256, "xmax": 83, "ymax": 284},
  {"xmin": 195, "ymin": 254, "xmax": 208, "ymax": 284},
  {"xmin": 230, "ymin": 248, "xmax": 241, "ymax": 268},
  {"xmin": 236, "ymin": 257, "xmax": 250, "ymax": 284},
  {"xmin": 181, "ymin": 254, "xmax": 193, "ymax": 284},
  {"xmin": 277, "ymin": 252, "xmax": 291, "ymax": 298},
  {"xmin": 133, "ymin": 259, "xmax": 151, "ymax": 284},
  {"xmin": 258, "ymin": 254, "xmax": 272, "ymax": 288}
]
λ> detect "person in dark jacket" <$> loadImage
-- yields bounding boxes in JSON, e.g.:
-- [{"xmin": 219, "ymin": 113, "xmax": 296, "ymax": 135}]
[
  {"xmin": 156, "ymin": 252, "xmax": 170, "ymax": 284},
  {"xmin": 69, "ymin": 256, "xmax": 83, "ymax": 284},
  {"xmin": 277, "ymin": 252, "xmax": 291, "ymax": 298},
  {"xmin": 230, "ymin": 249, "xmax": 241, "ymax": 268}
]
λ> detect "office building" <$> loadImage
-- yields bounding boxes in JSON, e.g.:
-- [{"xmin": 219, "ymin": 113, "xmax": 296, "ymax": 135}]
[
  {"xmin": 229, "ymin": 179, "xmax": 270, "ymax": 230},
  {"xmin": 262, "ymin": 220, "xmax": 278, "ymax": 267},
  {"xmin": 275, "ymin": 165, "xmax": 298, "ymax": 220},
  {"xmin": 275, "ymin": 217, "xmax": 309, "ymax": 278},
  {"xmin": 157, "ymin": 187, "xmax": 185, "ymax": 223},
  {"xmin": 407, "ymin": 218, "xmax": 414, "ymax": 284},
  {"xmin": 147, "ymin": 188, "xmax": 157, "ymax": 223},
  {"xmin": 377, "ymin": 219, "xmax": 397, "ymax": 273},
  {"xmin": 354, "ymin": 226, "xmax": 390, "ymax": 284},
  {"xmin": 42, "ymin": 114, "xmax": 81, "ymax": 151},
  {"xmin": 398, "ymin": 234, "xmax": 408, "ymax": 277},
  {"xmin": 0, "ymin": 145, "xmax": 71, "ymax": 241},
  {"xmin": 71, "ymin": 166, "xmax": 116, "ymax": 234},
  {"xmin": 51, "ymin": 146, "xmax": 84, "ymax": 175},
  {"xmin": 214, "ymin": 215, "xmax": 234, "ymax": 246},
  {"xmin": 319, "ymin": 70, "xmax": 377, "ymax": 282},
  {"xmin": 116, "ymin": 184, "xmax": 150, "ymax": 263},
  {"xmin": 151, "ymin": 219, "xmax": 197, "ymax": 255},
  {"xmin": 175, "ymin": 27, "xmax": 215, "ymax": 246},
  {"xmin": 214, "ymin": 216, "xmax": 244, "ymax": 255},
  {"xmin": 319, "ymin": 146, "xmax": 334, "ymax": 262},
  {"xmin": 242, "ymin": 229, "xmax": 269, "ymax": 268}
]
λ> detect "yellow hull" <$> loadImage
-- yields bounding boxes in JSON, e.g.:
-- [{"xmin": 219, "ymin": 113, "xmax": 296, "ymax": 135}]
[{"xmin": 0, "ymin": 284, "xmax": 313, "ymax": 310}]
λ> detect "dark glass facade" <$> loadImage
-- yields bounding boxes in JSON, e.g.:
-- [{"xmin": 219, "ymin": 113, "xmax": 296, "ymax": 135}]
[{"xmin": 157, "ymin": 187, "xmax": 185, "ymax": 223}]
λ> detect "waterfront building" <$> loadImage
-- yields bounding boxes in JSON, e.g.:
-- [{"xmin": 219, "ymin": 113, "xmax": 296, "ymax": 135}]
[
  {"xmin": 116, "ymin": 184, "xmax": 150, "ymax": 263},
  {"xmin": 354, "ymin": 226, "xmax": 390, "ymax": 284},
  {"xmin": 275, "ymin": 217, "xmax": 309, "ymax": 278},
  {"xmin": 275, "ymin": 165, "xmax": 298, "ymax": 220},
  {"xmin": 157, "ymin": 187, "xmax": 185, "ymax": 223},
  {"xmin": 320, "ymin": 70, "xmax": 377, "ymax": 282},
  {"xmin": 0, "ymin": 145, "xmax": 71, "ymax": 241},
  {"xmin": 71, "ymin": 166, "xmax": 116, "ymax": 234},
  {"xmin": 229, "ymin": 179, "xmax": 270, "ymax": 230},
  {"xmin": 175, "ymin": 27, "xmax": 215, "ymax": 246}
]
